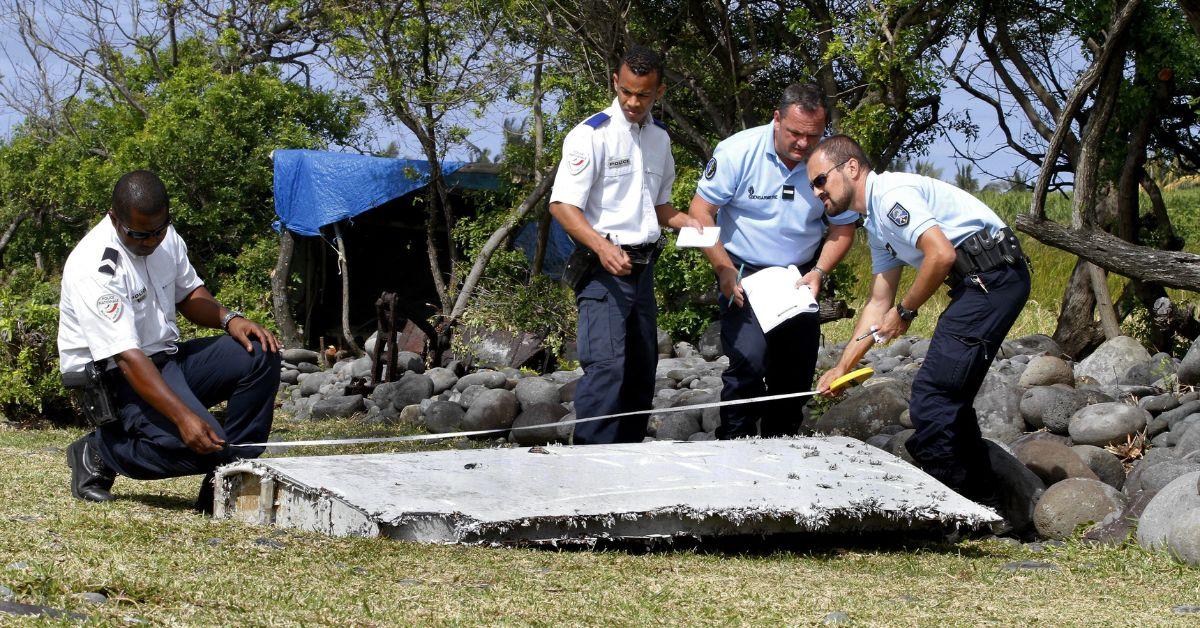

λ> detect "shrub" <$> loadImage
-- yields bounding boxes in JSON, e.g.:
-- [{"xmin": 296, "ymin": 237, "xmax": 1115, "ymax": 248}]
[{"xmin": 0, "ymin": 268, "xmax": 73, "ymax": 424}]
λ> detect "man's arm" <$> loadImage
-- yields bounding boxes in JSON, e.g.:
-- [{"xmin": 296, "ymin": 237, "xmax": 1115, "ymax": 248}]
[
  {"xmin": 112, "ymin": 350, "xmax": 225, "ymax": 453},
  {"xmin": 815, "ymin": 266, "xmax": 902, "ymax": 395},
  {"xmin": 176, "ymin": 286, "xmax": 279, "ymax": 353},
  {"xmin": 688, "ymin": 194, "xmax": 745, "ymax": 307},
  {"xmin": 873, "ymin": 226, "xmax": 956, "ymax": 342},
  {"xmin": 549, "ymin": 201, "xmax": 632, "ymax": 276},
  {"xmin": 798, "ymin": 223, "xmax": 856, "ymax": 298}
]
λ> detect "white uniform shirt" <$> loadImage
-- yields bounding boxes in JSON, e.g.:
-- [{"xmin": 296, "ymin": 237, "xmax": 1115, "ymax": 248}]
[
  {"xmin": 695, "ymin": 123, "xmax": 859, "ymax": 267},
  {"xmin": 57, "ymin": 218, "xmax": 205, "ymax": 373},
  {"xmin": 864, "ymin": 171, "xmax": 1007, "ymax": 274},
  {"xmin": 549, "ymin": 99, "xmax": 675, "ymax": 246}
]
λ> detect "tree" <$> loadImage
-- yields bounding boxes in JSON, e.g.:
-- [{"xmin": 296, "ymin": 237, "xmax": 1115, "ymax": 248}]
[{"xmin": 954, "ymin": 162, "xmax": 979, "ymax": 192}]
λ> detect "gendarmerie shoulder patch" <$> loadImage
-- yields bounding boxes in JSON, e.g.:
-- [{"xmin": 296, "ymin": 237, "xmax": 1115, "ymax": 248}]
[
  {"xmin": 887, "ymin": 203, "xmax": 910, "ymax": 227},
  {"xmin": 704, "ymin": 158, "xmax": 717, "ymax": 180},
  {"xmin": 98, "ymin": 247, "xmax": 120, "ymax": 276}
]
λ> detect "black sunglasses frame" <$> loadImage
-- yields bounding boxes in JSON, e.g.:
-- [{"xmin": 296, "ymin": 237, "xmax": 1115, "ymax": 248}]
[
  {"xmin": 810, "ymin": 160, "xmax": 850, "ymax": 190},
  {"xmin": 111, "ymin": 213, "xmax": 171, "ymax": 240}
]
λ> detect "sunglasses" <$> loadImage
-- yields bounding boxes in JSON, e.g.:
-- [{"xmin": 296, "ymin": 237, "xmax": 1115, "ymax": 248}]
[
  {"xmin": 112, "ymin": 213, "xmax": 171, "ymax": 240},
  {"xmin": 810, "ymin": 160, "xmax": 850, "ymax": 190}
]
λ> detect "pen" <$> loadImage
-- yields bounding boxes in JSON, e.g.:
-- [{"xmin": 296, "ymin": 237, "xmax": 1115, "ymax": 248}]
[{"xmin": 736, "ymin": 263, "xmax": 744, "ymax": 285}]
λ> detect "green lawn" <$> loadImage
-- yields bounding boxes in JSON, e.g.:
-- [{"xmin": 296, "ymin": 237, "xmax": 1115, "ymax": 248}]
[{"xmin": 2, "ymin": 421, "xmax": 1198, "ymax": 625}]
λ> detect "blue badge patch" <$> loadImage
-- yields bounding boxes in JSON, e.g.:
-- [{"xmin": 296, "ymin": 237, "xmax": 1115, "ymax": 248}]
[
  {"xmin": 704, "ymin": 158, "xmax": 717, "ymax": 180},
  {"xmin": 888, "ymin": 203, "xmax": 910, "ymax": 227}
]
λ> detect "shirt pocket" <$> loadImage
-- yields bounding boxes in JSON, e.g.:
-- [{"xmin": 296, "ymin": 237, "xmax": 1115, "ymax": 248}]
[
  {"xmin": 643, "ymin": 163, "xmax": 663, "ymax": 200},
  {"xmin": 603, "ymin": 154, "xmax": 634, "ymax": 179},
  {"xmin": 159, "ymin": 280, "xmax": 176, "ymax": 308}
]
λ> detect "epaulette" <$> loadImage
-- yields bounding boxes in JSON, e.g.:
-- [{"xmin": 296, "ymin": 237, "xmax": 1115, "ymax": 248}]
[
  {"xmin": 583, "ymin": 112, "xmax": 610, "ymax": 129},
  {"xmin": 98, "ymin": 247, "xmax": 120, "ymax": 276},
  {"xmin": 652, "ymin": 119, "xmax": 668, "ymax": 132}
]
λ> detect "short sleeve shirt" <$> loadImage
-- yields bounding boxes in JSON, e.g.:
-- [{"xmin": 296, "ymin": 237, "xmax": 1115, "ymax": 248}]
[
  {"xmin": 57, "ymin": 218, "xmax": 205, "ymax": 373},
  {"xmin": 694, "ymin": 123, "xmax": 858, "ymax": 267},
  {"xmin": 549, "ymin": 99, "xmax": 675, "ymax": 246},
  {"xmin": 863, "ymin": 171, "xmax": 1008, "ymax": 274}
]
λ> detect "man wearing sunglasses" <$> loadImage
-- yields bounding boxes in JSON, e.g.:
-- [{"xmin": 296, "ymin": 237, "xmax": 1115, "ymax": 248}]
[
  {"xmin": 58, "ymin": 170, "xmax": 281, "ymax": 513},
  {"xmin": 687, "ymin": 84, "xmax": 857, "ymax": 439},
  {"xmin": 807, "ymin": 135, "xmax": 1031, "ymax": 515}
]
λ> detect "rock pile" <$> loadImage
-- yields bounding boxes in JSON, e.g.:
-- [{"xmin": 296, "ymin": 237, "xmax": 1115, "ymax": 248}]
[{"xmin": 274, "ymin": 329, "xmax": 1200, "ymax": 566}]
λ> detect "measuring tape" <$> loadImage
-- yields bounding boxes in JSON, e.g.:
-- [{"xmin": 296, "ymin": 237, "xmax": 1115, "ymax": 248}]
[{"xmin": 231, "ymin": 367, "xmax": 875, "ymax": 450}]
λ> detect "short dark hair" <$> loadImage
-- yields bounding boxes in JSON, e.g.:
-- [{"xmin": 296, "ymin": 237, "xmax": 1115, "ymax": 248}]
[
  {"xmin": 814, "ymin": 135, "xmax": 873, "ymax": 170},
  {"xmin": 112, "ymin": 170, "xmax": 169, "ymax": 221},
  {"xmin": 619, "ymin": 44, "xmax": 665, "ymax": 85},
  {"xmin": 778, "ymin": 83, "xmax": 827, "ymax": 117}
]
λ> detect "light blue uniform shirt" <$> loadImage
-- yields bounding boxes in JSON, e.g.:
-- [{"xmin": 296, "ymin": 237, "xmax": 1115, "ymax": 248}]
[
  {"xmin": 863, "ymin": 171, "xmax": 1007, "ymax": 274},
  {"xmin": 695, "ymin": 124, "xmax": 858, "ymax": 267}
]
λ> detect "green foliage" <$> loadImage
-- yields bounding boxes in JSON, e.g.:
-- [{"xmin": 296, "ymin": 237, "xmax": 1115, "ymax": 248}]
[{"xmin": 0, "ymin": 269, "xmax": 71, "ymax": 423}]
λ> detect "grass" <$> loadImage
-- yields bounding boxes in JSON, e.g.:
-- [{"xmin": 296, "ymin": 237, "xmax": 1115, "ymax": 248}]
[{"xmin": 3, "ymin": 419, "xmax": 1199, "ymax": 624}]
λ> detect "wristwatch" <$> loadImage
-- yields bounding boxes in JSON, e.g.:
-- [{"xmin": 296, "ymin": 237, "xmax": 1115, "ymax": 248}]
[
  {"xmin": 895, "ymin": 302, "xmax": 918, "ymax": 322},
  {"xmin": 221, "ymin": 310, "xmax": 245, "ymax": 331},
  {"xmin": 813, "ymin": 266, "xmax": 828, "ymax": 284}
]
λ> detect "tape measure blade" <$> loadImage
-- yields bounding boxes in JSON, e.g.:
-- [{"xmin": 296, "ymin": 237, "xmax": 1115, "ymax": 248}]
[{"xmin": 829, "ymin": 367, "xmax": 874, "ymax": 392}]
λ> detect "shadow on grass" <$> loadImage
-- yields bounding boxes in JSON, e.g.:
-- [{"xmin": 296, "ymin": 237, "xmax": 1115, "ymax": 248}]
[
  {"xmin": 121, "ymin": 492, "xmax": 197, "ymax": 512},
  {"xmin": 536, "ymin": 531, "xmax": 1000, "ymax": 559}
]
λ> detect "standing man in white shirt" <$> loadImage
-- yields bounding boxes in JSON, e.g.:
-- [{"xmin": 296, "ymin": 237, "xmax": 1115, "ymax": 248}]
[
  {"xmin": 549, "ymin": 45, "xmax": 701, "ymax": 444},
  {"xmin": 808, "ymin": 135, "xmax": 1031, "ymax": 511},
  {"xmin": 688, "ymin": 84, "xmax": 857, "ymax": 439},
  {"xmin": 58, "ymin": 170, "xmax": 281, "ymax": 512}
]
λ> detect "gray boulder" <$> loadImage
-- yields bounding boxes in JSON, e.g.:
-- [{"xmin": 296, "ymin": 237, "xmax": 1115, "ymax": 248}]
[
  {"xmin": 910, "ymin": 339, "xmax": 931, "ymax": 360},
  {"xmin": 296, "ymin": 362, "xmax": 321, "ymax": 374},
  {"xmin": 1125, "ymin": 457, "xmax": 1200, "ymax": 496},
  {"xmin": 393, "ymin": 351, "xmax": 425, "ymax": 373},
  {"xmin": 299, "ymin": 371, "xmax": 336, "ymax": 397},
  {"xmin": 458, "ymin": 384, "xmax": 487, "ymax": 409},
  {"xmin": 1068, "ymin": 402, "xmax": 1150, "ymax": 447},
  {"xmin": 1083, "ymin": 489, "xmax": 1155, "ymax": 546},
  {"xmin": 350, "ymin": 356, "xmax": 373, "ymax": 379},
  {"xmin": 702, "ymin": 406, "xmax": 721, "ymax": 433},
  {"xmin": 1001, "ymin": 334, "xmax": 1062, "ymax": 358},
  {"xmin": 558, "ymin": 379, "xmax": 578, "ymax": 403},
  {"xmin": 280, "ymin": 369, "xmax": 300, "ymax": 385},
  {"xmin": 865, "ymin": 434, "xmax": 892, "ymax": 450},
  {"xmin": 986, "ymin": 440, "xmax": 1047, "ymax": 538},
  {"xmin": 1166, "ymin": 507, "xmax": 1200, "ymax": 566},
  {"xmin": 1176, "ymin": 422, "xmax": 1200, "ymax": 458},
  {"xmin": 1071, "ymin": 445, "xmax": 1126, "ymax": 490},
  {"xmin": 657, "ymin": 328, "xmax": 673, "ymax": 358},
  {"xmin": 974, "ymin": 371, "xmax": 1025, "ymax": 444},
  {"xmin": 674, "ymin": 341, "xmax": 697, "ymax": 358},
  {"xmin": 1159, "ymin": 400, "xmax": 1200, "ymax": 428},
  {"xmin": 650, "ymin": 410, "xmax": 702, "ymax": 441},
  {"xmin": 282, "ymin": 348, "xmax": 321, "ymax": 364},
  {"xmin": 1074, "ymin": 336, "xmax": 1152, "ymax": 385},
  {"xmin": 1178, "ymin": 334, "xmax": 1200, "ymax": 386},
  {"xmin": 1043, "ymin": 389, "xmax": 1113, "ymax": 435},
  {"xmin": 688, "ymin": 431, "xmax": 717, "ymax": 442},
  {"xmin": 425, "ymin": 401, "xmax": 465, "ymax": 433},
  {"xmin": 389, "ymin": 372, "xmax": 435, "ymax": 410},
  {"xmin": 1033, "ymin": 478, "xmax": 1126, "ymax": 540},
  {"xmin": 311, "ymin": 394, "xmax": 364, "ymax": 420},
  {"xmin": 510, "ymin": 403, "xmax": 569, "ymax": 446},
  {"xmin": 1018, "ymin": 355, "xmax": 1075, "ymax": 388},
  {"xmin": 454, "ymin": 370, "xmax": 507, "ymax": 392},
  {"xmin": 1121, "ymin": 352, "xmax": 1177, "ymax": 386},
  {"xmin": 1141, "ymin": 393, "xmax": 1181, "ymax": 414},
  {"xmin": 426, "ymin": 367, "xmax": 459, "ymax": 394},
  {"xmin": 1020, "ymin": 385, "xmax": 1073, "ymax": 429},
  {"xmin": 699, "ymin": 321, "xmax": 723, "ymax": 361},
  {"xmin": 1012, "ymin": 440, "xmax": 1098, "ymax": 486},
  {"xmin": 461, "ymin": 388, "xmax": 519, "ymax": 432},
  {"xmin": 1137, "ymin": 471, "xmax": 1200, "ymax": 552},
  {"xmin": 514, "ymin": 377, "xmax": 561, "ymax": 410},
  {"xmin": 810, "ymin": 378, "xmax": 909, "ymax": 440},
  {"xmin": 885, "ymin": 429, "xmax": 915, "ymax": 463}
]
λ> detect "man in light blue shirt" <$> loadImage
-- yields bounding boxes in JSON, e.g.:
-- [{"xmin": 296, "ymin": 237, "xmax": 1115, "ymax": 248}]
[
  {"xmin": 809, "ymin": 134, "xmax": 1031, "ymax": 517},
  {"xmin": 688, "ymin": 84, "xmax": 857, "ymax": 439}
]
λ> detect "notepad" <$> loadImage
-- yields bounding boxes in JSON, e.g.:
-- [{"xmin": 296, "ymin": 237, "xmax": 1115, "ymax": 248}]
[
  {"xmin": 675, "ymin": 226, "xmax": 719, "ymax": 248},
  {"xmin": 739, "ymin": 265, "xmax": 819, "ymax": 333}
]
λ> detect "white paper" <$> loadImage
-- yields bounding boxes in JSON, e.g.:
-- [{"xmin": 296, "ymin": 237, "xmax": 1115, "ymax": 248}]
[
  {"xmin": 675, "ymin": 226, "xmax": 719, "ymax": 248},
  {"xmin": 740, "ymin": 265, "xmax": 819, "ymax": 333}
]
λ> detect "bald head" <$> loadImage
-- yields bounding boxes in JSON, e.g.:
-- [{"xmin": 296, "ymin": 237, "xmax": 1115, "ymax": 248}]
[{"xmin": 112, "ymin": 170, "xmax": 169, "ymax": 222}]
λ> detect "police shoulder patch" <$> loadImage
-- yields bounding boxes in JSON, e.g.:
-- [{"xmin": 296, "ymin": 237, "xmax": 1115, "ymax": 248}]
[
  {"xmin": 887, "ymin": 203, "xmax": 910, "ymax": 227},
  {"xmin": 96, "ymin": 293, "xmax": 123, "ymax": 322},
  {"xmin": 704, "ymin": 158, "xmax": 717, "ymax": 180},
  {"xmin": 98, "ymin": 247, "xmax": 120, "ymax": 276},
  {"xmin": 567, "ymin": 150, "xmax": 590, "ymax": 176},
  {"xmin": 582, "ymin": 112, "xmax": 610, "ymax": 129}
]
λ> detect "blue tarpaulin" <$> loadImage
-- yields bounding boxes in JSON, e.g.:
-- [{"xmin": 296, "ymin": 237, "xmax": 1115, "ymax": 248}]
[
  {"xmin": 272, "ymin": 149, "xmax": 469, "ymax": 236},
  {"xmin": 512, "ymin": 219, "xmax": 575, "ymax": 280}
]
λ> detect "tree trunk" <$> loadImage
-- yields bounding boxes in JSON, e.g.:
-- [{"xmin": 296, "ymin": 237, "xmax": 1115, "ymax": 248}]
[
  {"xmin": 529, "ymin": 38, "xmax": 550, "ymax": 280},
  {"xmin": 271, "ymin": 227, "xmax": 301, "ymax": 348},
  {"xmin": 1052, "ymin": 259, "xmax": 1106, "ymax": 359},
  {"xmin": 333, "ymin": 222, "xmax": 361, "ymax": 354},
  {"xmin": 0, "ymin": 211, "xmax": 31, "ymax": 267}
]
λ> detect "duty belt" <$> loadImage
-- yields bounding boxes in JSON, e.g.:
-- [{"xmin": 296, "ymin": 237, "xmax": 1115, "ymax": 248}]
[
  {"xmin": 620, "ymin": 236, "xmax": 666, "ymax": 265},
  {"xmin": 945, "ymin": 227, "xmax": 1029, "ymax": 288}
]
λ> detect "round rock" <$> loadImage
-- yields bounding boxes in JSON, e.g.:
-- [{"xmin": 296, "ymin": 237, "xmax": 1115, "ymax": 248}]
[
  {"xmin": 1068, "ymin": 402, "xmax": 1149, "ymax": 447},
  {"xmin": 454, "ymin": 370, "xmax": 507, "ymax": 392},
  {"xmin": 424, "ymin": 400, "xmax": 465, "ymax": 433},
  {"xmin": 461, "ymin": 388, "xmax": 519, "ymax": 432},
  {"xmin": 1165, "ymin": 506, "xmax": 1200, "ymax": 566},
  {"xmin": 1013, "ymin": 440, "xmax": 1097, "ymax": 486},
  {"xmin": 311, "ymin": 394, "xmax": 364, "ymax": 420},
  {"xmin": 1137, "ymin": 471, "xmax": 1200, "ymax": 551},
  {"xmin": 1125, "ymin": 458, "xmax": 1200, "ymax": 496},
  {"xmin": 281, "ymin": 348, "xmax": 321, "ymax": 364},
  {"xmin": 510, "ymin": 402, "xmax": 569, "ymax": 446},
  {"xmin": 1070, "ymin": 445, "xmax": 1126, "ymax": 490},
  {"xmin": 425, "ymin": 367, "xmax": 459, "ymax": 394},
  {"xmin": 810, "ymin": 379, "xmax": 909, "ymax": 440},
  {"xmin": 1018, "ymin": 355, "xmax": 1075, "ymax": 388},
  {"xmin": 1177, "ymin": 334, "xmax": 1200, "ymax": 386},
  {"xmin": 1001, "ymin": 334, "xmax": 1061, "ymax": 358},
  {"xmin": 514, "ymin": 377, "xmax": 561, "ymax": 409},
  {"xmin": 389, "ymin": 372, "xmax": 435, "ymax": 410},
  {"xmin": 1032, "ymin": 478, "xmax": 1126, "ymax": 540},
  {"xmin": 1073, "ymin": 335, "xmax": 1152, "ymax": 385},
  {"xmin": 280, "ymin": 369, "xmax": 300, "ymax": 385}
]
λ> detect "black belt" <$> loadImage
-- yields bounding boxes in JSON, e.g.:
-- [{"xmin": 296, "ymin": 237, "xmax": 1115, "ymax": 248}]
[
  {"xmin": 620, "ymin": 237, "xmax": 666, "ymax": 265},
  {"xmin": 945, "ymin": 227, "xmax": 1028, "ymax": 288}
]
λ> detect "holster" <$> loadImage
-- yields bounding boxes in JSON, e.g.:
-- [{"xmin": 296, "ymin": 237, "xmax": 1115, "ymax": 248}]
[
  {"xmin": 562, "ymin": 245, "xmax": 600, "ymax": 292},
  {"xmin": 945, "ymin": 227, "xmax": 1028, "ymax": 288},
  {"xmin": 62, "ymin": 361, "xmax": 119, "ymax": 427}
]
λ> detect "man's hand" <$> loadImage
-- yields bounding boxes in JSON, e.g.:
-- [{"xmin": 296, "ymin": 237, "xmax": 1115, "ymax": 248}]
[
  {"xmin": 797, "ymin": 269, "xmax": 823, "ymax": 298},
  {"xmin": 817, "ymin": 365, "xmax": 847, "ymax": 397},
  {"xmin": 597, "ymin": 239, "xmax": 633, "ymax": 276},
  {"xmin": 679, "ymin": 216, "xmax": 705, "ymax": 233},
  {"xmin": 227, "ymin": 317, "xmax": 280, "ymax": 354},
  {"xmin": 874, "ymin": 306, "xmax": 911, "ymax": 344},
  {"xmin": 717, "ymin": 266, "xmax": 745, "ymax": 307},
  {"xmin": 178, "ymin": 412, "xmax": 225, "ymax": 454}
]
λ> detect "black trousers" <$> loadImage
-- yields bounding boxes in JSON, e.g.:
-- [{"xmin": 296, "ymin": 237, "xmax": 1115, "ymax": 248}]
[{"xmin": 96, "ymin": 336, "xmax": 280, "ymax": 479}]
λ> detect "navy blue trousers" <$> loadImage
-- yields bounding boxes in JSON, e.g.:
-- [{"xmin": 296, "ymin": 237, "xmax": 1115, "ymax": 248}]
[
  {"xmin": 96, "ymin": 336, "xmax": 280, "ymax": 480},
  {"xmin": 572, "ymin": 264, "xmax": 657, "ymax": 444},
  {"xmin": 905, "ymin": 263, "xmax": 1031, "ymax": 497},
  {"xmin": 716, "ymin": 261, "xmax": 820, "ymax": 439}
]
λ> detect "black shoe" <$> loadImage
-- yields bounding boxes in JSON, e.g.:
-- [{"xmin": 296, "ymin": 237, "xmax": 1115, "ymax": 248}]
[
  {"xmin": 67, "ymin": 435, "xmax": 116, "ymax": 502},
  {"xmin": 193, "ymin": 472, "xmax": 215, "ymax": 515}
]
